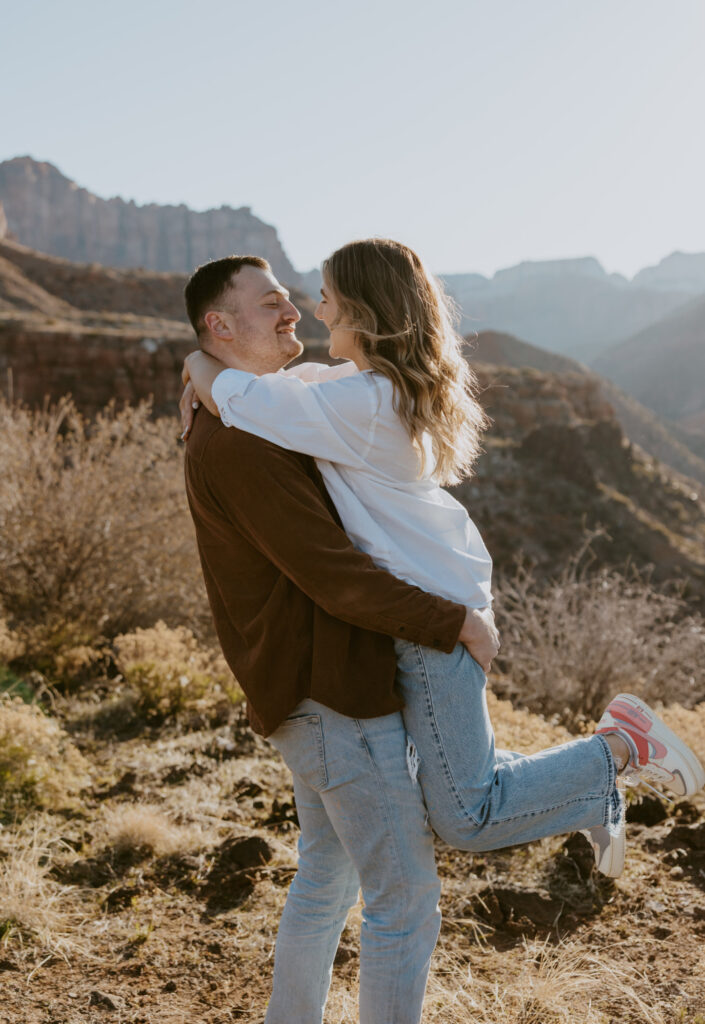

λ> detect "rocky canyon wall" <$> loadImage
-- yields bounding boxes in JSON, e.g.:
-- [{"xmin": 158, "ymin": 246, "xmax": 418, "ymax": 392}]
[{"xmin": 0, "ymin": 158, "xmax": 303, "ymax": 284}]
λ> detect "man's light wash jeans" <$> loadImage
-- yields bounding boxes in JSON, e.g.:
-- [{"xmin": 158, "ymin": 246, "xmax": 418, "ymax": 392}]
[
  {"xmin": 265, "ymin": 643, "xmax": 621, "ymax": 1024},
  {"xmin": 266, "ymin": 702, "xmax": 440, "ymax": 1024}
]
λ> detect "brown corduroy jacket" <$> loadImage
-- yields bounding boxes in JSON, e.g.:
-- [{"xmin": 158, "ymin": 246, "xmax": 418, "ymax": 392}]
[{"xmin": 184, "ymin": 409, "xmax": 466, "ymax": 736}]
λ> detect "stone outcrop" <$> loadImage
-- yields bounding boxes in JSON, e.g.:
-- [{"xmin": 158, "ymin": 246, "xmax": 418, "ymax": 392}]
[
  {"xmin": 0, "ymin": 157, "xmax": 303, "ymax": 284},
  {"xmin": 0, "ymin": 202, "xmax": 7, "ymax": 240}
]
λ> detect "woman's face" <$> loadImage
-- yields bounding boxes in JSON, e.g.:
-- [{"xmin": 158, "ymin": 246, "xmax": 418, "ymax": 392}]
[{"xmin": 315, "ymin": 281, "xmax": 363, "ymax": 364}]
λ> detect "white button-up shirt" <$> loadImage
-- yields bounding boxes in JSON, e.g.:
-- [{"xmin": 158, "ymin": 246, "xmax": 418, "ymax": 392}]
[{"xmin": 211, "ymin": 361, "xmax": 492, "ymax": 607}]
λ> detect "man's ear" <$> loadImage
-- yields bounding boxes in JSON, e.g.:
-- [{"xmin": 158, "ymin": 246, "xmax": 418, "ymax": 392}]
[{"xmin": 203, "ymin": 310, "xmax": 234, "ymax": 340}]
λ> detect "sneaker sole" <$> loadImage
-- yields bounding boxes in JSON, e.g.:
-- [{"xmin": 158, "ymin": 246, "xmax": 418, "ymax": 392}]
[{"xmin": 601, "ymin": 693, "xmax": 705, "ymax": 797}]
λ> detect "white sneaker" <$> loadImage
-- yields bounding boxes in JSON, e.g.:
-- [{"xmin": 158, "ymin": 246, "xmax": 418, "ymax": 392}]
[
  {"xmin": 596, "ymin": 693, "xmax": 705, "ymax": 798},
  {"xmin": 580, "ymin": 821, "xmax": 625, "ymax": 878}
]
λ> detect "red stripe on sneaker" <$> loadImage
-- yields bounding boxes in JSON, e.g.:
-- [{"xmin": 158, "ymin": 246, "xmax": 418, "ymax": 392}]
[
  {"xmin": 609, "ymin": 699, "xmax": 652, "ymax": 734},
  {"xmin": 629, "ymin": 731, "xmax": 651, "ymax": 767}
]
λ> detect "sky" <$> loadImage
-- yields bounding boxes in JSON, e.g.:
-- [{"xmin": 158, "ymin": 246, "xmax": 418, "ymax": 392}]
[{"xmin": 2, "ymin": 0, "xmax": 704, "ymax": 278}]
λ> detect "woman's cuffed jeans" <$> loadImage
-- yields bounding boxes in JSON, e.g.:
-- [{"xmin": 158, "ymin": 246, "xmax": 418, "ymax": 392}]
[{"xmin": 394, "ymin": 640, "xmax": 623, "ymax": 851}]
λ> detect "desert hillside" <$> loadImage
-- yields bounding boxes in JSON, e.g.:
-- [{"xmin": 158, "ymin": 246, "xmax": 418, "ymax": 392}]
[
  {"xmin": 593, "ymin": 295, "xmax": 705, "ymax": 436},
  {"xmin": 469, "ymin": 329, "xmax": 705, "ymax": 487}
]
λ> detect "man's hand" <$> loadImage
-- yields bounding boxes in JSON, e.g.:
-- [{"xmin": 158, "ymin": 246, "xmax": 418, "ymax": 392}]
[{"xmin": 459, "ymin": 606, "xmax": 500, "ymax": 673}]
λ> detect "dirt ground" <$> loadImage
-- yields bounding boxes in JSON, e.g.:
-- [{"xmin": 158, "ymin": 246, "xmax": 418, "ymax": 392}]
[{"xmin": 2, "ymin": 693, "xmax": 705, "ymax": 1024}]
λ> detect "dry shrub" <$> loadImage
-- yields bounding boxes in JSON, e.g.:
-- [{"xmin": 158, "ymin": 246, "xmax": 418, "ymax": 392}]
[
  {"xmin": 114, "ymin": 620, "xmax": 241, "ymax": 719},
  {"xmin": 493, "ymin": 545, "xmax": 705, "ymax": 727},
  {"xmin": 101, "ymin": 803, "xmax": 206, "ymax": 858},
  {"xmin": 0, "ymin": 397, "xmax": 209, "ymax": 670},
  {"xmin": 0, "ymin": 618, "xmax": 24, "ymax": 664},
  {"xmin": 0, "ymin": 695, "xmax": 91, "ymax": 818}
]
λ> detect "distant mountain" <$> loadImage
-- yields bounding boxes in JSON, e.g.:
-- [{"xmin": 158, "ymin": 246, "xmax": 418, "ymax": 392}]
[
  {"xmin": 0, "ymin": 157, "xmax": 303, "ymax": 286},
  {"xmin": 632, "ymin": 252, "xmax": 705, "ymax": 293},
  {"xmin": 592, "ymin": 295, "xmax": 705, "ymax": 434},
  {"xmin": 467, "ymin": 330, "xmax": 705, "ymax": 488},
  {"xmin": 443, "ymin": 258, "xmax": 695, "ymax": 362}
]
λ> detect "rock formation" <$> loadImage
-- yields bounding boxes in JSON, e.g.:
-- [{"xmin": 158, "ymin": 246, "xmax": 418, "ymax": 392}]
[{"xmin": 0, "ymin": 157, "xmax": 303, "ymax": 285}]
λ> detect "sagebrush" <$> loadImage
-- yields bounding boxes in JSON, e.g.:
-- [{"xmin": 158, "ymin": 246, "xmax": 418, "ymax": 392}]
[
  {"xmin": 0, "ymin": 397, "xmax": 209, "ymax": 669},
  {"xmin": 0, "ymin": 695, "xmax": 91, "ymax": 818},
  {"xmin": 494, "ymin": 547, "xmax": 705, "ymax": 726},
  {"xmin": 114, "ymin": 620, "xmax": 241, "ymax": 719}
]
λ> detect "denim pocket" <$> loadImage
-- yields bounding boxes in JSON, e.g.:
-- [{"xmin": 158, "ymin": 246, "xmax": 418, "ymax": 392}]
[{"xmin": 269, "ymin": 713, "xmax": 328, "ymax": 791}]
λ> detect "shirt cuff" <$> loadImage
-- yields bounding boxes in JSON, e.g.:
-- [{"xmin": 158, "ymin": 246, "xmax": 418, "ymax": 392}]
[{"xmin": 211, "ymin": 368, "xmax": 257, "ymax": 426}]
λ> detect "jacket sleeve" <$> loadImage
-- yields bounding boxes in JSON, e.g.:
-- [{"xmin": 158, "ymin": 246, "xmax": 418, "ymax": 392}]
[{"xmin": 200, "ymin": 427, "xmax": 466, "ymax": 653}]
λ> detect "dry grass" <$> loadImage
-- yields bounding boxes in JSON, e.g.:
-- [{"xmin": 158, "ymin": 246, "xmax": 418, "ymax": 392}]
[
  {"xmin": 0, "ymin": 397, "xmax": 209, "ymax": 672},
  {"xmin": 100, "ymin": 803, "xmax": 209, "ymax": 858},
  {"xmin": 321, "ymin": 939, "xmax": 671, "ymax": 1024},
  {"xmin": 494, "ymin": 541, "xmax": 705, "ymax": 726},
  {"xmin": 0, "ymin": 694, "xmax": 90, "ymax": 818},
  {"xmin": 421, "ymin": 942, "xmax": 668, "ymax": 1024},
  {"xmin": 487, "ymin": 689, "xmax": 574, "ymax": 752},
  {"xmin": 0, "ymin": 821, "xmax": 90, "ymax": 962}
]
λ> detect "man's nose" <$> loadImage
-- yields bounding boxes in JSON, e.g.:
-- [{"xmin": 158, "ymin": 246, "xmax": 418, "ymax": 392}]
[{"xmin": 283, "ymin": 301, "xmax": 301, "ymax": 323}]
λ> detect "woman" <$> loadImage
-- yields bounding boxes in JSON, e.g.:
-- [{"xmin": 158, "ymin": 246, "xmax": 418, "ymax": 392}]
[{"xmin": 181, "ymin": 238, "xmax": 704, "ymax": 876}]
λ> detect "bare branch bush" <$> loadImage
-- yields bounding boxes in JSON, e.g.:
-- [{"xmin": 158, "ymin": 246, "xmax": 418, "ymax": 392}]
[
  {"xmin": 493, "ymin": 539, "xmax": 705, "ymax": 728},
  {"xmin": 0, "ymin": 397, "xmax": 209, "ymax": 671}
]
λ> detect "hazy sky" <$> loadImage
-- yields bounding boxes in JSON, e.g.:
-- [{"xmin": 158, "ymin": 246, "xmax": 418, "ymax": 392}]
[{"xmin": 2, "ymin": 0, "xmax": 704, "ymax": 277}]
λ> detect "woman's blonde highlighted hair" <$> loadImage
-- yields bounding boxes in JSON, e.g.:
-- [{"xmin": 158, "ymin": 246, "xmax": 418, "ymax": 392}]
[{"xmin": 322, "ymin": 238, "xmax": 488, "ymax": 485}]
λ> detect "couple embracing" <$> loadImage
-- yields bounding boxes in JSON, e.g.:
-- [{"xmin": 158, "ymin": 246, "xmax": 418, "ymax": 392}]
[{"xmin": 180, "ymin": 238, "xmax": 704, "ymax": 1024}]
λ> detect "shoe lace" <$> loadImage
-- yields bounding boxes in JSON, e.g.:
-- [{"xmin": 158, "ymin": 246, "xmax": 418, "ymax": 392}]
[{"xmin": 621, "ymin": 769, "xmax": 665, "ymax": 800}]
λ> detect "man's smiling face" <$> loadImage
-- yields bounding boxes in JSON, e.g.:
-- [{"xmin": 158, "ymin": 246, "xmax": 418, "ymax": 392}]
[{"xmin": 209, "ymin": 265, "xmax": 303, "ymax": 372}]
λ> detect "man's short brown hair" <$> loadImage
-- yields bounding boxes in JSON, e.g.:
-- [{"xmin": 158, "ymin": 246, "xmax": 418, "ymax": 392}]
[{"xmin": 184, "ymin": 255, "xmax": 270, "ymax": 338}]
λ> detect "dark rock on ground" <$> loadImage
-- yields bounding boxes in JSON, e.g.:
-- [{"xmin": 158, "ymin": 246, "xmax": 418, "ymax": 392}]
[{"xmin": 626, "ymin": 794, "xmax": 669, "ymax": 826}]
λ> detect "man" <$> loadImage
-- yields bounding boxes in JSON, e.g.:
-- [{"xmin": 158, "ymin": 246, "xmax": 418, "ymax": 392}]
[{"xmin": 181, "ymin": 255, "xmax": 499, "ymax": 1024}]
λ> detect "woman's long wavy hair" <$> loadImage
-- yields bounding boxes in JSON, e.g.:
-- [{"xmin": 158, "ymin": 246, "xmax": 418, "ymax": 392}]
[{"xmin": 322, "ymin": 238, "xmax": 489, "ymax": 484}]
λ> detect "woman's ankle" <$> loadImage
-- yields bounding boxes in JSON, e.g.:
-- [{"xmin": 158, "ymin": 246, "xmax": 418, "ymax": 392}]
[{"xmin": 604, "ymin": 733, "xmax": 631, "ymax": 772}]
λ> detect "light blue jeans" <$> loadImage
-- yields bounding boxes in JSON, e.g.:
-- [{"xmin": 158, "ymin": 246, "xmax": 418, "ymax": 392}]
[
  {"xmin": 265, "ymin": 644, "xmax": 622, "ymax": 1024},
  {"xmin": 394, "ymin": 639, "xmax": 623, "ymax": 850},
  {"xmin": 265, "ymin": 701, "xmax": 441, "ymax": 1024}
]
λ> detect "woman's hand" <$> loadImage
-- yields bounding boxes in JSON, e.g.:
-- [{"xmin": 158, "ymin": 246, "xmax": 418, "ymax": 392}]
[
  {"xmin": 180, "ymin": 378, "xmax": 200, "ymax": 440},
  {"xmin": 179, "ymin": 351, "xmax": 228, "ymax": 439},
  {"xmin": 459, "ymin": 606, "xmax": 500, "ymax": 673}
]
